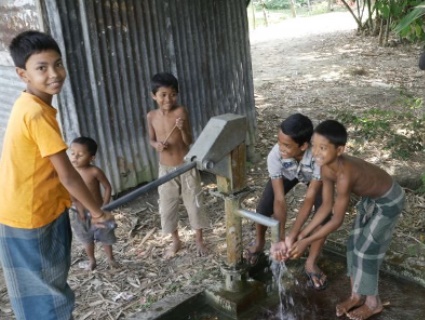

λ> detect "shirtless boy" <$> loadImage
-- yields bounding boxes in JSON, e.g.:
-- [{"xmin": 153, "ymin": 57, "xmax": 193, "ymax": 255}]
[
  {"xmin": 147, "ymin": 72, "xmax": 209, "ymax": 258},
  {"xmin": 69, "ymin": 136, "xmax": 119, "ymax": 270},
  {"xmin": 272, "ymin": 119, "xmax": 405, "ymax": 320}
]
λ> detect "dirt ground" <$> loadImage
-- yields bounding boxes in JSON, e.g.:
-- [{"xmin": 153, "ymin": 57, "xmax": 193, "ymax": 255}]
[{"xmin": 1, "ymin": 11, "xmax": 425, "ymax": 320}]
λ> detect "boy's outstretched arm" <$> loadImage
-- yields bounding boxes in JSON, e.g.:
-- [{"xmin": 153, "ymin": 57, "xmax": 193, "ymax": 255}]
[
  {"xmin": 286, "ymin": 179, "xmax": 322, "ymax": 245},
  {"xmin": 297, "ymin": 179, "xmax": 334, "ymax": 239},
  {"xmin": 49, "ymin": 150, "xmax": 113, "ymax": 224},
  {"xmin": 289, "ymin": 178, "xmax": 351, "ymax": 259},
  {"xmin": 272, "ymin": 179, "xmax": 330, "ymax": 262},
  {"xmin": 271, "ymin": 178, "xmax": 288, "ymax": 240}
]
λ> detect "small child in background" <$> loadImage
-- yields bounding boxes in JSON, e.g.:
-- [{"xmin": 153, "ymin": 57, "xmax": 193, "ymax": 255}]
[{"xmin": 69, "ymin": 136, "xmax": 119, "ymax": 270}]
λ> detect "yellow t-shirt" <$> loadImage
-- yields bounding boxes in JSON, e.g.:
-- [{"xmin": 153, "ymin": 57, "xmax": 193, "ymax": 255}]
[{"xmin": 0, "ymin": 92, "xmax": 71, "ymax": 228}]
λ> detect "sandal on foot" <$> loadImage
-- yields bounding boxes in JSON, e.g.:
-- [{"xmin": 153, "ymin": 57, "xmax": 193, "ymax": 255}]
[{"xmin": 306, "ymin": 271, "xmax": 328, "ymax": 291}]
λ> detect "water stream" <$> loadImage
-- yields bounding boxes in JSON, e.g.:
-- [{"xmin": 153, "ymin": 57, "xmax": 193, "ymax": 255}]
[{"xmin": 270, "ymin": 260, "xmax": 295, "ymax": 320}]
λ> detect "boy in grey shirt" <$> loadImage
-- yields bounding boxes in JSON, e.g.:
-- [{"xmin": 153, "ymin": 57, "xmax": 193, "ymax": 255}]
[{"xmin": 246, "ymin": 113, "xmax": 330, "ymax": 290}]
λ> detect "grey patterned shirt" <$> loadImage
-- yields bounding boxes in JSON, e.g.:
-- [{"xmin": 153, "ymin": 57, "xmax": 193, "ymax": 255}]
[{"xmin": 267, "ymin": 144, "xmax": 321, "ymax": 183}]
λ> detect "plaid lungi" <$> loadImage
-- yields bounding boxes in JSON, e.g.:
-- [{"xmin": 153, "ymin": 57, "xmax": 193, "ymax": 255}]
[
  {"xmin": 0, "ymin": 210, "xmax": 74, "ymax": 320},
  {"xmin": 347, "ymin": 181, "xmax": 405, "ymax": 296}
]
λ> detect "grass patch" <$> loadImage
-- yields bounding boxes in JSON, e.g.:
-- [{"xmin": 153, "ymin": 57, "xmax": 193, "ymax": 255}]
[{"xmin": 334, "ymin": 95, "xmax": 425, "ymax": 161}]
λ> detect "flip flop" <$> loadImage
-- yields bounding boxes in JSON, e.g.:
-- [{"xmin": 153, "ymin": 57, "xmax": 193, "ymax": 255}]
[{"xmin": 305, "ymin": 271, "xmax": 328, "ymax": 291}]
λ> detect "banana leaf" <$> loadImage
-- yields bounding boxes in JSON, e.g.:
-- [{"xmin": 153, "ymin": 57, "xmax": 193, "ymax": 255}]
[{"xmin": 394, "ymin": 4, "xmax": 425, "ymax": 34}]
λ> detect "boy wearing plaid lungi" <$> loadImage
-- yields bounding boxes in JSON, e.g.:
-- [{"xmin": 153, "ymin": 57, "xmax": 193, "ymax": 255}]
[
  {"xmin": 271, "ymin": 120, "xmax": 404, "ymax": 320},
  {"xmin": 0, "ymin": 31, "xmax": 114, "ymax": 320}
]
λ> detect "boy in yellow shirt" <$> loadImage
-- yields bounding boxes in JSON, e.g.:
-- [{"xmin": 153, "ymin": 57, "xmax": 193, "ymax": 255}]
[{"xmin": 0, "ymin": 30, "xmax": 114, "ymax": 320}]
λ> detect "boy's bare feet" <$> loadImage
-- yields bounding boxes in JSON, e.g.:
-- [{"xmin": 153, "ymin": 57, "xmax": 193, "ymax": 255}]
[
  {"xmin": 88, "ymin": 259, "xmax": 97, "ymax": 271},
  {"xmin": 196, "ymin": 242, "xmax": 208, "ymax": 256},
  {"xmin": 347, "ymin": 303, "xmax": 383, "ymax": 320},
  {"xmin": 164, "ymin": 239, "xmax": 182, "ymax": 259},
  {"xmin": 108, "ymin": 259, "xmax": 120, "ymax": 269},
  {"xmin": 336, "ymin": 295, "xmax": 365, "ymax": 317}
]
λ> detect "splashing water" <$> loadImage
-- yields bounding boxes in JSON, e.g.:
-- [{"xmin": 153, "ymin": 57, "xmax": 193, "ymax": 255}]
[{"xmin": 270, "ymin": 260, "xmax": 296, "ymax": 320}]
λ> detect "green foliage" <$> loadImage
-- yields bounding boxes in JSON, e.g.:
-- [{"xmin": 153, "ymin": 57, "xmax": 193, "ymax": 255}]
[
  {"xmin": 393, "ymin": 1, "xmax": 425, "ymax": 42},
  {"xmin": 335, "ymin": 95, "xmax": 425, "ymax": 161},
  {"xmin": 253, "ymin": 0, "xmax": 292, "ymax": 10},
  {"xmin": 417, "ymin": 173, "xmax": 425, "ymax": 193}
]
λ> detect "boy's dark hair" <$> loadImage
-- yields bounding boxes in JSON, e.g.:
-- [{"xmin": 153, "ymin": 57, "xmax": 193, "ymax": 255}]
[
  {"xmin": 314, "ymin": 120, "xmax": 347, "ymax": 147},
  {"xmin": 72, "ymin": 136, "xmax": 98, "ymax": 156},
  {"xmin": 9, "ymin": 30, "xmax": 61, "ymax": 69},
  {"xmin": 280, "ymin": 113, "xmax": 313, "ymax": 146},
  {"xmin": 151, "ymin": 72, "xmax": 179, "ymax": 94}
]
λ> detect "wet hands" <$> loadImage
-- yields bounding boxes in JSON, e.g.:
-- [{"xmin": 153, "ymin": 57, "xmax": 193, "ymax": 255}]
[
  {"xmin": 271, "ymin": 236, "xmax": 309, "ymax": 261},
  {"xmin": 288, "ymin": 238, "xmax": 309, "ymax": 259},
  {"xmin": 270, "ymin": 241, "xmax": 289, "ymax": 262}
]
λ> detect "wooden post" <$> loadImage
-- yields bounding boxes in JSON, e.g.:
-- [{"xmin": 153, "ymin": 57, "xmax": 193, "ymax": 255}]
[{"xmin": 216, "ymin": 144, "xmax": 246, "ymax": 267}]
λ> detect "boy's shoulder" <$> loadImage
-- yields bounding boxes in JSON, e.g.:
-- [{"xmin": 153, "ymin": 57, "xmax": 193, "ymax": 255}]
[
  {"xmin": 147, "ymin": 108, "xmax": 159, "ymax": 116},
  {"xmin": 329, "ymin": 155, "xmax": 370, "ymax": 181},
  {"xmin": 170, "ymin": 104, "xmax": 187, "ymax": 115},
  {"xmin": 15, "ymin": 92, "xmax": 44, "ymax": 110},
  {"xmin": 80, "ymin": 164, "xmax": 104, "ymax": 175},
  {"xmin": 91, "ymin": 164, "xmax": 107, "ymax": 174}
]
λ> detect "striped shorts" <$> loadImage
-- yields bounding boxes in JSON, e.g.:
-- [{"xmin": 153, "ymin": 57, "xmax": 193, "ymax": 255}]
[{"xmin": 0, "ymin": 210, "xmax": 74, "ymax": 320}]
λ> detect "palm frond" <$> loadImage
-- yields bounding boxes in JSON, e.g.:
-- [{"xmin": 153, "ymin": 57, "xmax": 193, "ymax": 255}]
[{"xmin": 394, "ymin": 3, "xmax": 425, "ymax": 34}]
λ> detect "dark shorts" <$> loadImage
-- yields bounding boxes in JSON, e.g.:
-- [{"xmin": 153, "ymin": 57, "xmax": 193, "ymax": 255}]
[
  {"xmin": 256, "ymin": 178, "xmax": 330, "ymax": 223},
  {"xmin": 70, "ymin": 207, "xmax": 116, "ymax": 245}
]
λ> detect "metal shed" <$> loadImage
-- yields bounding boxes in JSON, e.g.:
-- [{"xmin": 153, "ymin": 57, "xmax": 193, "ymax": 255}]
[{"xmin": 0, "ymin": 0, "xmax": 256, "ymax": 195}]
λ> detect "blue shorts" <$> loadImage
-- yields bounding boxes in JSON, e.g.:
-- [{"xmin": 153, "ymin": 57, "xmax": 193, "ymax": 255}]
[{"xmin": 0, "ymin": 210, "xmax": 74, "ymax": 320}]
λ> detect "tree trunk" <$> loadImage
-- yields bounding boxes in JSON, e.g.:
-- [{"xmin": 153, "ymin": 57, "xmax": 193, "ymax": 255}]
[
  {"xmin": 384, "ymin": 16, "xmax": 391, "ymax": 45},
  {"xmin": 290, "ymin": 0, "xmax": 297, "ymax": 18},
  {"xmin": 307, "ymin": 0, "xmax": 312, "ymax": 14},
  {"xmin": 340, "ymin": 0, "xmax": 363, "ymax": 30},
  {"xmin": 373, "ymin": 14, "xmax": 381, "ymax": 36},
  {"xmin": 378, "ymin": 17, "xmax": 386, "ymax": 46},
  {"xmin": 262, "ymin": 3, "xmax": 268, "ymax": 27}
]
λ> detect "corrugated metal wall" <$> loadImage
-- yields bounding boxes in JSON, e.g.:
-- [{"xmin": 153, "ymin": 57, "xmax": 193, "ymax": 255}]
[
  {"xmin": 44, "ymin": 0, "xmax": 257, "ymax": 195},
  {"xmin": 0, "ymin": 0, "xmax": 41, "ymax": 153},
  {"xmin": 0, "ymin": 68, "xmax": 25, "ymax": 152}
]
